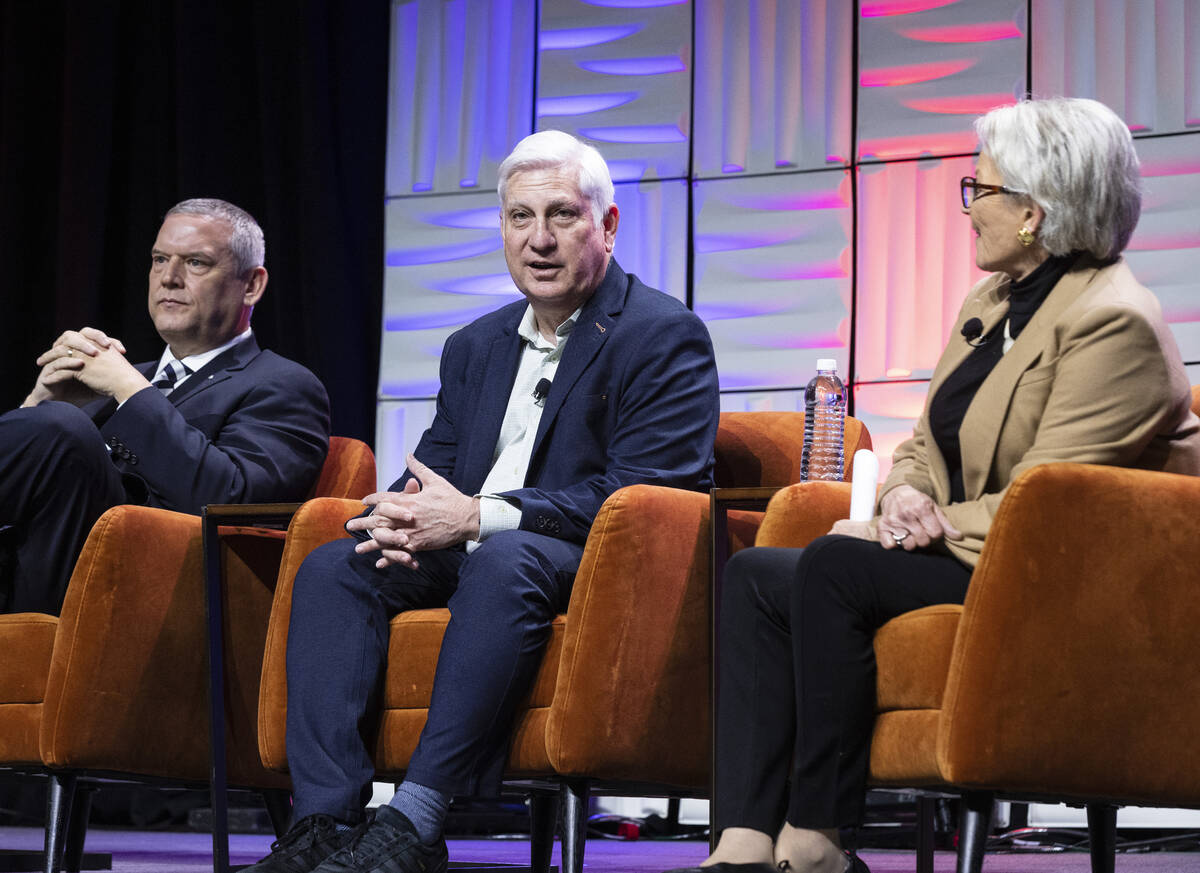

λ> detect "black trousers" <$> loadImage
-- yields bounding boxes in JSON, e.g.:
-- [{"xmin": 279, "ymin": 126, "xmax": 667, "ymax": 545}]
[
  {"xmin": 714, "ymin": 535, "xmax": 972, "ymax": 835},
  {"xmin": 0, "ymin": 402, "xmax": 125, "ymax": 614},
  {"xmin": 285, "ymin": 528, "xmax": 582, "ymax": 823}
]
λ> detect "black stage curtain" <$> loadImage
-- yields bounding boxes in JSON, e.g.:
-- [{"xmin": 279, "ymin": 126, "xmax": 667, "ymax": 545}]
[{"xmin": 0, "ymin": 0, "xmax": 387, "ymax": 443}]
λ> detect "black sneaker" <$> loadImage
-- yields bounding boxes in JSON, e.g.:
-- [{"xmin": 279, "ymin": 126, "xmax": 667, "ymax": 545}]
[
  {"xmin": 242, "ymin": 813, "xmax": 360, "ymax": 873},
  {"xmin": 312, "ymin": 805, "xmax": 448, "ymax": 873}
]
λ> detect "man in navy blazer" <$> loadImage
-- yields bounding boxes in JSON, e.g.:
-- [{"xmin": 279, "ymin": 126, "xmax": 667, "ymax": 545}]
[
  {"xmin": 255, "ymin": 132, "xmax": 719, "ymax": 873},
  {"xmin": 0, "ymin": 198, "xmax": 330, "ymax": 615}
]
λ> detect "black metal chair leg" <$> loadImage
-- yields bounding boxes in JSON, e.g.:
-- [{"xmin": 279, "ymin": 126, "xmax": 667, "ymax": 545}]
[
  {"xmin": 916, "ymin": 794, "xmax": 935, "ymax": 873},
  {"xmin": 1086, "ymin": 804, "xmax": 1117, "ymax": 873},
  {"xmin": 202, "ymin": 509, "xmax": 232, "ymax": 873},
  {"xmin": 528, "ymin": 791, "xmax": 560, "ymax": 873},
  {"xmin": 262, "ymin": 789, "xmax": 293, "ymax": 839},
  {"xmin": 666, "ymin": 797, "xmax": 681, "ymax": 835},
  {"xmin": 62, "ymin": 784, "xmax": 93, "ymax": 873},
  {"xmin": 559, "ymin": 779, "xmax": 590, "ymax": 873},
  {"xmin": 43, "ymin": 772, "xmax": 77, "ymax": 873},
  {"xmin": 1008, "ymin": 802, "xmax": 1029, "ymax": 830},
  {"xmin": 955, "ymin": 791, "xmax": 993, "ymax": 873}
]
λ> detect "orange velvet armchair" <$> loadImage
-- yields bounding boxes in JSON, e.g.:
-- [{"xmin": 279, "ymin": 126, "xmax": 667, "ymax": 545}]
[
  {"xmin": 256, "ymin": 412, "xmax": 871, "ymax": 873},
  {"xmin": 0, "ymin": 436, "xmax": 376, "ymax": 873},
  {"xmin": 755, "ymin": 395, "xmax": 1200, "ymax": 873}
]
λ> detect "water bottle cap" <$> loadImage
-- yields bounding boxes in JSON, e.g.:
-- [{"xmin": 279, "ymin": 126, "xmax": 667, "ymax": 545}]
[{"xmin": 816, "ymin": 358, "xmax": 838, "ymax": 371}]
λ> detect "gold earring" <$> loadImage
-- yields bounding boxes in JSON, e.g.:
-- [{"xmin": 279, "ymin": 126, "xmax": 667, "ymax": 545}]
[{"xmin": 1017, "ymin": 226, "xmax": 1035, "ymax": 247}]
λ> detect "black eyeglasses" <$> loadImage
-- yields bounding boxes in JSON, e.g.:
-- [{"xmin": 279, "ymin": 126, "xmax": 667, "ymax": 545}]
[{"xmin": 960, "ymin": 176, "xmax": 1018, "ymax": 209}]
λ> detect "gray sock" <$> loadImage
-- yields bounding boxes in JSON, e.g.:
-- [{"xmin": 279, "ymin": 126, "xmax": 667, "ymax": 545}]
[{"xmin": 387, "ymin": 780, "xmax": 451, "ymax": 845}]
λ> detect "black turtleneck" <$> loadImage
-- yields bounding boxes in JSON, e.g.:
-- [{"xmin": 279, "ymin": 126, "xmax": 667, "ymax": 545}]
[{"xmin": 929, "ymin": 253, "xmax": 1077, "ymax": 502}]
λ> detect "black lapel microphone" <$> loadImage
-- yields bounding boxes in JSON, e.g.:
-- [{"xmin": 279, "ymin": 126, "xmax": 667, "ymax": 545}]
[
  {"xmin": 532, "ymin": 378, "xmax": 552, "ymax": 405},
  {"xmin": 961, "ymin": 317, "xmax": 988, "ymax": 347}
]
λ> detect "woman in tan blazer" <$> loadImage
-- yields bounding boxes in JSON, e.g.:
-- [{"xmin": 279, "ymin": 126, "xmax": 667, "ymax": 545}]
[{"xmin": 668, "ymin": 98, "xmax": 1200, "ymax": 873}]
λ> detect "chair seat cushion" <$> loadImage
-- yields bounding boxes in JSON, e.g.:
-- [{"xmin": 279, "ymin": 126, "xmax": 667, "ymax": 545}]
[
  {"xmin": 868, "ymin": 604, "xmax": 961, "ymax": 786},
  {"xmin": 875, "ymin": 604, "xmax": 961, "ymax": 712},
  {"xmin": 0, "ymin": 613, "xmax": 58, "ymax": 763},
  {"xmin": 0, "ymin": 614, "xmax": 58, "ymax": 704},
  {"xmin": 372, "ymin": 609, "xmax": 566, "ymax": 775},
  {"xmin": 384, "ymin": 610, "xmax": 566, "ymax": 710}
]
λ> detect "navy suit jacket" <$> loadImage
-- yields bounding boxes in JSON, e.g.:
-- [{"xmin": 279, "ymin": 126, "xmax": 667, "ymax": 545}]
[
  {"xmin": 85, "ymin": 335, "xmax": 330, "ymax": 513},
  {"xmin": 396, "ymin": 259, "xmax": 720, "ymax": 545}
]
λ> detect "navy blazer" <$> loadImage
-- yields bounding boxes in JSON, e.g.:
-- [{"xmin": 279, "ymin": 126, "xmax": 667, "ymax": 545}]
[
  {"xmin": 397, "ymin": 259, "xmax": 720, "ymax": 545},
  {"xmin": 85, "ymin": 335, "xmax": 330, "ymax": 513}
]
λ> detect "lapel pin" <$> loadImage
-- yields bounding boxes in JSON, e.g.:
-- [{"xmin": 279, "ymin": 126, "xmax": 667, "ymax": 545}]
[{"xmin": 595, "ymin": 322, "xmax": 605, "ymax": 333}]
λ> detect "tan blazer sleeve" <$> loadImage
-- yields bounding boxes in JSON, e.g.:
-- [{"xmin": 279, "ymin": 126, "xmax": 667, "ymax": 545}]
[{"xmin": 879, "ymin": 420, "xmax": 936, "ymax": 504}]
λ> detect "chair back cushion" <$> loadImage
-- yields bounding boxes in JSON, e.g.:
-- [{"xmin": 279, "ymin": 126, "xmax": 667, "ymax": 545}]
[
  {"xmin": 714, "ymin": 412, "xmax": 871, "ymax": 487},
  {"xmin": 309, "ymin": 437, "xmax": 376, "ymax": 500}
]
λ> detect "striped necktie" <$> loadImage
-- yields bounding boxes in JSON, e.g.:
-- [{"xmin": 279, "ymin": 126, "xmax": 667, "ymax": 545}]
[{"xmin": 153, "ymin": 359, "xmax": 192, "ymax": 395}]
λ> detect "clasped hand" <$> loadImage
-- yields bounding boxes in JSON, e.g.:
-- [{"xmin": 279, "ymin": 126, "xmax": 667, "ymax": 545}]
[
  {"xmin": 829, "ymin": 484, "xmax": 962, "ymax": 551},
  {"xmin": 345, "ymin": 454, "xmax": 481, "ymax": 570},
  {"xmin": 23, "ymin": 327, "xmax": 149, "ymax": 408}
]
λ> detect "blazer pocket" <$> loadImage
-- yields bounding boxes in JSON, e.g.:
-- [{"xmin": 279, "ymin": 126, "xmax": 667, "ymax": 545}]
[{"xmin": 1015, "ymin": 360, "xmax": 1056, "ymax": 388}]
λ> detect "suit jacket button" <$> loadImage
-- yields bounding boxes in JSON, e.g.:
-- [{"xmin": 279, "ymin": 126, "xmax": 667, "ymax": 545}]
[
  {"xmin": 128, "ymin": 454, "xmax": 138, "ymax": 465},
  {"xmin": 107, "ymin": 436, "xmax": 119, "ymax": 447}
]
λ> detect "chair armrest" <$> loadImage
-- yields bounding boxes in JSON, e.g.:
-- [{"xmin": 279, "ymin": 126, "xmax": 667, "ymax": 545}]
[
  {"xmin": 544, "ymin": 484, "xmax": 711, "ymax": 789},
  {"xmin": 258, "ymin": 497, "xmax": 363, "ymax": 771},
  {"xmin": 755, "ymin": 481, "xmax": 854, "ymax": 548},
  {"xmin": 40, "ymin": 504, "xmax": 289, "ymax": 787},
  {"xmin": 938, "ymin": 462, "xmax": 1200, "ymax": 807}
]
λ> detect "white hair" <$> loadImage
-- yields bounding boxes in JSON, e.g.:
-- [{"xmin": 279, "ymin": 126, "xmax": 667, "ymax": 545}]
[
  {"xmin": 975, "ymin": 97, "xmax": 1142, "ymax": 260},
  {"xmin": 497, "ymin": 130, "xmax": 615, "ymax": 227},
  {"xmin": 166, "ymin": 198, "xmax": 266, "ymax": 276}
]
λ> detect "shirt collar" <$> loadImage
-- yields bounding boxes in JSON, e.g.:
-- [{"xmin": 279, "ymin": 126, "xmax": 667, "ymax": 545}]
[
  {"xmin": 516, "ymin": 305, "xmax": 581, "ymax": 352},
  {"xmin": 157, "ymin": 326, "xmax": 253, "ymax": 374}
]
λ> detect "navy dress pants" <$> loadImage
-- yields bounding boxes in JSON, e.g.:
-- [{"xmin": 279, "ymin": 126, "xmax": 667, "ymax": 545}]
[
  {"xmin": 0, "ymin": 402, "xmax": 125, "ymax": 615},
  {"xmin": 714, "ymin": 535, "xmax": 972, "ymax": 835},
  {"xmin": 286, "ymin": 527, "xmax": 582, "ymax": 823}
]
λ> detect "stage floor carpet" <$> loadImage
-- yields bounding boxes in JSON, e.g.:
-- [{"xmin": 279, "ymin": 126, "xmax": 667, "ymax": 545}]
[{"xmin": 3, "ymin": 826, "xmax": 1200, "ymax": 872}]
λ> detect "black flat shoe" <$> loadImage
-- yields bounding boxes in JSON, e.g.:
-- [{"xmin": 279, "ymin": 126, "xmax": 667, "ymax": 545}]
[
  {"xmin": 844, "ymin": 852, "xmax": 870, "ymax": 873},
  {"xmin": 665, "ymin": 856, "xmax": 865, "ymax": 873},
  {"xmin": 662, "ymin": 863, "xmax": 782, "ymax": 873}
]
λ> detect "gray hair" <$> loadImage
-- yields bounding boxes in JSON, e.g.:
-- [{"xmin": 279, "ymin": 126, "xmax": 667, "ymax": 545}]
[
  {"xmin": 975, "ymin": 97, "xmax": 1142, "ymax": 260},
  {"xmin": 497, "ymin": 130, "xmax": 615, "ymax": 227},
  {"xmin": 166, "ymin": 198, "xmax": 265, "ymax": 276}
]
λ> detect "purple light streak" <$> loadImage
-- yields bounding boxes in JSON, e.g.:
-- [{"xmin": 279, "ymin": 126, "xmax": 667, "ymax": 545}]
[
  {"xmin": 425, "ymin": 207, "xmax": 499, "ymax": 230},
  {"xmin": 386, "ymin": 237, "xmax": 500, "ymax": 266},
  {"xmin": 722, "ymin": 191, "xmax": 849, "ymax": 211},
  {"xmin": 385, "ymin": 305, "xmax": 504, "ymax": 332},
  {"xmin": 581, "ymin": 0, "xmax": 686, "ymax": 6},
  {"xmin": 578, "ymin": 124, "xmax": 685, "ymax": 143},
  {"xmin": 429, "ymin": 274, "xmax": 520, "ymax": 296},
  {"xmin": 539, "ymin": 25, "xmax": 641, "ymax": 50},
  {"xmin": 536, "ymin": 93, "xmax": 640, "ymax": 116},
  {"xmin": 694, "ymin": 229, "xmax": 813, "ymax": 255},
  {"xmin": 579, "ymin": 56, "xmax": 686, "ymax": 76}
]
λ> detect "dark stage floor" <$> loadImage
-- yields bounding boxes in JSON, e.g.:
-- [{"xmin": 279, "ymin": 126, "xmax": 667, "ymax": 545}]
[{"xmin": 3, "ymin": 827, "xmax": 1200, "ymax": 873}]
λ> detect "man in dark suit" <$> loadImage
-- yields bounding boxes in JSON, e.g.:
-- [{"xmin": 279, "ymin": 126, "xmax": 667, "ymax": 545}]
[
  {"xmin": 250, "ymin": 132, "xmax": 719, "ymax": 873},
  {"xmin": 0, "ymin": 198, "xmax": 330, "ymax": 615}
]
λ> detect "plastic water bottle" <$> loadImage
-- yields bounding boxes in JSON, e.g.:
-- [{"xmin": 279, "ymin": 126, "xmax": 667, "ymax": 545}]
[{"xmin": 800, "ymin": 359, "xmax": 846, "ymax": 481}]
